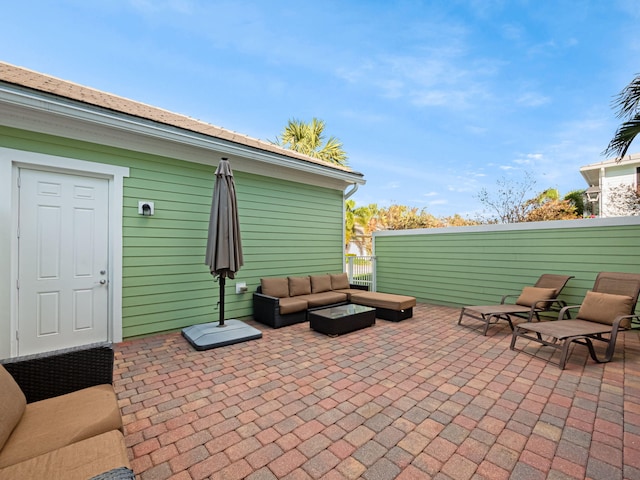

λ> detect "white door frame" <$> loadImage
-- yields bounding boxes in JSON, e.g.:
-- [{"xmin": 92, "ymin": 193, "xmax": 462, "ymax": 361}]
[{"xmin": 0, "ymin": 147, "xmax": 129, "ymax": 358}]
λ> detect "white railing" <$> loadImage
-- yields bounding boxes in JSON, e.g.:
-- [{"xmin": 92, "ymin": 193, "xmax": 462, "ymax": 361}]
[{"xmin": 345, "ymin": 255, "xmax": 376, "ymax": 291}]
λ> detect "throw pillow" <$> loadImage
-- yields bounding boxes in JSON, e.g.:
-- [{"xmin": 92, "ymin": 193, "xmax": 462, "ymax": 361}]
[
  {"xmin": 577, "ymin": 291, "xmax": 634, "ymax": 327},
  {"xmin": 515, "ymin": 286, "xmax": 557, "ymax": 307}
]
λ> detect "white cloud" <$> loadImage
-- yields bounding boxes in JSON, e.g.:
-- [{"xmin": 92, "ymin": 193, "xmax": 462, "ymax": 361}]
[{"xmin": 516, "ymin": 92, "xmax": 550, "ymax": 107}]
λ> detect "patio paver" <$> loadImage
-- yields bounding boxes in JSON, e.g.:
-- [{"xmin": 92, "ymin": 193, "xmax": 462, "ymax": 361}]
[{"xmin": 113, "ymin": 303, "xmax": 640, "ymax": 479}]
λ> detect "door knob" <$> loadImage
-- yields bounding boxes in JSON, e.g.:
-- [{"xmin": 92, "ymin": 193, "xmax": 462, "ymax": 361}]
[{"xmin": 99, "ymin": 279, "xmax": 107, "ymax": 285}]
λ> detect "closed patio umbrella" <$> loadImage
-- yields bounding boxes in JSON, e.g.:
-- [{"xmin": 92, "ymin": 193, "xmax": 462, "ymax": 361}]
[
  {"xmin": 182, "ymin": 157, "xmax": 261, "ymax": 350},
  {"xmin": 205, "ymin": 157, "xmax": 243, "ymax": 325}
]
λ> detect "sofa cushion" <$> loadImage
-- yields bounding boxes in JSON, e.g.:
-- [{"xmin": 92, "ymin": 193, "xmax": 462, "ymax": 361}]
[
  {"xmin": 299, "ymin": 292, "xmax": 348, "ymax": 308},
  {"xmin": 0, "ymin": 366, "xmax": 26, "ymax": 451},
  {"xmin": 330, "ymin": 273, "xmax": 350, "ymax": 290},
  {"xmin": 279, "ymin": 297, "xmax": 309, "ymax": 315},
  {"xmin": 289, "ymin": 276, "xmax": 312, "ymax": 296},
  {"xmin": 351, "ymin": 292, "xmax": 416, "ymax": 311},
  {"xmin": 0, "ymin": 430, "xmax": 130, "ymax": 480},
  {"xmin": 0, "ymin": 384, "xmax": 123, "ymax": 468},
  {"xmin": 261, "ymin": 277, "xmax": 289, "ymax": 298},
  {"xmin": 333, "ymin": 288, "xmax": 366, "ymax": 301},
  {"xmin": 577, "ymin": 291, "xmax": 634, "ymax": 327},
  {"xmin": 310, "ymin": 274, "xmax": 332, "ymax": 293},
  {"xmin": 515, "ymin": 286, "xmax": 557, "ymax": 307}
]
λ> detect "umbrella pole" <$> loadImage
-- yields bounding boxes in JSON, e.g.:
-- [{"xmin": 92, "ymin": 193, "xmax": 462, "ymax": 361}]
[{"xmin": 219, "ymin": 276, "xmax": 225, "ymax": 327}]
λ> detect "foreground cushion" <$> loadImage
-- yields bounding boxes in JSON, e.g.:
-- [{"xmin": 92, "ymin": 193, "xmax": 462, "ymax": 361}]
[
  {"xmin": 0, "ymin": 366, "xmax": 26, "ymax": 451},
  {"xmin": 0, "ymin": 430, "xmax": 130, "ymax": 480},
  {"xmin": 0, "ymin": 384, "xmax": 123, "ymax": 468}
]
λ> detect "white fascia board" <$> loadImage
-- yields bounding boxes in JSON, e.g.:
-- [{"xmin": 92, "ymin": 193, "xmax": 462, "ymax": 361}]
[{"xmin": 0, "ymin": 83, "xmax": 366, "ymax": 189}]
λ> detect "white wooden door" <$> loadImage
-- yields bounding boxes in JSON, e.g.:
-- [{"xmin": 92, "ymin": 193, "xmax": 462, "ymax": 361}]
[{"xmin": 18, "ymin": 169, "xmax": 109, "ymax": 355}]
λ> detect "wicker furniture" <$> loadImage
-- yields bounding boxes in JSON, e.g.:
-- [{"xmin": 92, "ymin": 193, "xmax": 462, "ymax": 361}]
[
  {"xmin": 309, "ymin": 304, "xmax": 376, "ymax": 336},
  {"xmin": 0, "ymin": 343, "xmax": 133, "ymax": 479},
  {"xmin": 350, "ymin": 291, "xmax": 416, "ymax": 321},
  {"xmin": 510, "ymin": 272, "xmax": 640, "ymax": 369},
  {"xmin": 253, "ymin": 273, "xmax": 367, "ymax": 328}
]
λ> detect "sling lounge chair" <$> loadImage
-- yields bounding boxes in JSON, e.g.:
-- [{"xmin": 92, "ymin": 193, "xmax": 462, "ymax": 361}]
[
  {"xmin": 510, "ymin": 271, "xmax": 640, "ymax": 369},
  {"xmin": 458, "ymin": 274, "xmax": 574, "ymax": 335}
]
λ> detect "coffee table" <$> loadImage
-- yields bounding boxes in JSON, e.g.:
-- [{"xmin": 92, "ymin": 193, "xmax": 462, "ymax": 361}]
[{"xmin": 308, "ymin": 304, "xmax": 376, "ymax": 336}]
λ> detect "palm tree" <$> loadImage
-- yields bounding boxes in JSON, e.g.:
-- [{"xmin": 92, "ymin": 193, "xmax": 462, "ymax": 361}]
[
  {"xmin": 273, "ymin": 118, "xmax": 348, "ymax": 166},
  {"xmin": 603, "ymin": 73, "xmax": 640, "ymax": 160}
]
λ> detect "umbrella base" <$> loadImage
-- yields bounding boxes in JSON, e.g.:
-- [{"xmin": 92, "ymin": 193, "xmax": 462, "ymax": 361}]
[{"xmin": 181, "ymin": 319, "xmax": 262, "ymax": 350}]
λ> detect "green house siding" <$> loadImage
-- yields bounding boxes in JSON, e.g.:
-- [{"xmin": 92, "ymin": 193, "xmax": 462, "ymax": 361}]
[
  {"xmin": 1, "ymin": 126, "xmax": 345, "ymax": 338},
  {"xmin": 374, "ymin": 221, "xmax": 640, "ymax": 310}
]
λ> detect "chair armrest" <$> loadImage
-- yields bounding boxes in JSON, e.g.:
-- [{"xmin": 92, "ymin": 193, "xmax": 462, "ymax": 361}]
[
  {"xmin": 614, "ymin": 313, "xmax": 640, "ymax": 330},
  {"xmin": 532, "ymin": 298, "xmax": 568, "ymax": 312},
  {"xmin": 500, "ymin": 294, "xmax": 520, "ymax": 304},
  {"xmin": 558, "ymin": 305, "xmax": 581, "ymax": 320},
  {"xmin": 0, "ymin": 342, "xmax": 114, "ymax": 403},
  {"xmin": 253, "ymin": 292, "xmax": 281, "ymax": 325}
]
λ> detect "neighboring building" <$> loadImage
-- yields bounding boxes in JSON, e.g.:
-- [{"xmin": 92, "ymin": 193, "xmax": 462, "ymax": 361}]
[
  {"xmin": 0, "ymin": 62, "xmax": 365, "ymax": 358},
  {"xmin": 580, "ymin": 152, "xmax": 640, "ymax": 217}
]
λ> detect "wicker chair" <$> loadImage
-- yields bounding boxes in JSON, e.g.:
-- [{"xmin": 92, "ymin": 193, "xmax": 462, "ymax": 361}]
[
  {"xmin": 510, "ymin": 272, "xmax": 640, "ymax": 369},
  {"xmin": 458, "ymin": 274, "xmax": 574, "ymax": 335}
]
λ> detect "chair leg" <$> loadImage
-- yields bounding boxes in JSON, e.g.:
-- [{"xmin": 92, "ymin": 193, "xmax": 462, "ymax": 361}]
[
  {"xmin": 457, "ymin": 308, "xmax": 466, "ymax": 325},
  {"xmin": 558, "ymin": 339, "xmax": 572, "ymax": 369},
  {"xmin": 509, "ymin": 327, "xmax": 519, "ymax": 350},
  {"xmin": 482, "ymin": 315, "xmax": 491, "ymax": 335}
]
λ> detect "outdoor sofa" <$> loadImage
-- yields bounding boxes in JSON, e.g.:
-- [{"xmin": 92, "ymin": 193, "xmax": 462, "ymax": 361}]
[
  {"xmin": 253, "ymin": 273, "xmax": 417, "ymax": 327},
  {"xmin": 253, "ymin": 273, "xmax": 367, "ymax": 328},
  {"xmin": 0, "ymin": 343, "xmax": 133, "ymax": 480}
]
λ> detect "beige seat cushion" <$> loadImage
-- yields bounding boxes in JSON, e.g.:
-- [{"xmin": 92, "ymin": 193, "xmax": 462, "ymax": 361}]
[
  {"xmin": 577, "ymin": 291, "xmax": 634, "ymax": 327},
  {"xmin": 298, "ymin": 292, "xmax": 348, "ymax": 308},
  {"xmin": 515, "ymin": 286, "xmax": 557, "ymax": 307},
  {"xmin": 261, "ymin": 277, "xmax": 289, "ymax": 298},
  {"xmin": 351, "ymin": 292, "xmax": 416, "ymax": 311},
  {"xmin": 0, "ymin": 366, "xmax": 26, "ymax": 451},
  {"xmin": 0, "ymin": 384, "xmax": 123, "ymax": 468},
  {"xmin": 0, "ymin": 430, "xmax": 130, "ymax": 480},
  {"xmin": 333, "ymin": 288, "xmax": 366, "ymax": 301},
  {"xmin": 310, "ymin": 275, "xmax": 332, "ymax": 293},
  {"xmin": 278, "ymin": 297, "xmax": 308, "ymax": 315},
  {"xmin": 330, "ymin": 273, "xmax": 350, "ymax": 290},
  {"xmin": 288, "ymin": 276, "xmax": 311, "ymax": 296}
]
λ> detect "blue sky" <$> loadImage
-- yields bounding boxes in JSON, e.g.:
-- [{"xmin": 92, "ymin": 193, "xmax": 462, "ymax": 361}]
[{"xmin": 3, "ymin": 1, "xmax": 640, "ymax": 217}]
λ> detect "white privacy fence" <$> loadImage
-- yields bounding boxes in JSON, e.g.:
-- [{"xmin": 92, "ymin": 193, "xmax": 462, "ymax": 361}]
[{"xmin": 345, "ymin": 255, "xmax": 376, "ymax": 291}]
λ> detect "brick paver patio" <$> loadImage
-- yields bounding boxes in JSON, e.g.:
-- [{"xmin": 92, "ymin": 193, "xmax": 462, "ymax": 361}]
[{"xmin": 114, "ymin": 303, "xmax": 640, "ymax": 480}]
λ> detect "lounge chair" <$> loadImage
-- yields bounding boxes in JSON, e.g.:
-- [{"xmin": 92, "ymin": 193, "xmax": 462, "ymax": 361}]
[
  {"xmin": 458, "ymin": 274, "xmax": 574, "ymax": 335},
  {"xmin": 510, "ymin": 272, "xmax": 640, "ymax": 369}
]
